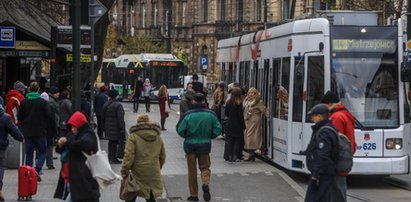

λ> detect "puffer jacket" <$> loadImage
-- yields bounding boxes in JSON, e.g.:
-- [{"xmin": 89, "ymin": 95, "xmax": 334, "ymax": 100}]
[{"xmin": 102, "ymin": 99, "xmax": 125, "ymax": 140}]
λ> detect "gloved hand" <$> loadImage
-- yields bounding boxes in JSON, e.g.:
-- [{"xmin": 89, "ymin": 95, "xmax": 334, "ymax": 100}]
[
  {"xmin": 310, "ymin": 177, "xmax": 319, "ymax": 190},
  {"xmin": 121, "ymin": 169, "xmax": 130, "ymax": 179}
]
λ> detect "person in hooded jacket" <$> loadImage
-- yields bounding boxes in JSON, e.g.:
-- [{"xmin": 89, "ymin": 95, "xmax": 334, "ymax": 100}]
[
  {"xmin": 0, "ymin": 105, "xmax": 24, "ymax": 201},
  {"xmin": 5, "ymin": 80, "xmax": 26, "ymax": 124},
  {"xmin": 303, "ymin": 104, "xmax": 338, "ymax": 202},
  {"xmin": 54, "ymin": 111, "xmax": 100, "ymax": 202},
  {"xmin": 120, "ymin": 114, "xmax": 166, "ymax": 202},
  {"xmin": 321, "ymin": 91, "xmax": 356, "ymax": 202}
]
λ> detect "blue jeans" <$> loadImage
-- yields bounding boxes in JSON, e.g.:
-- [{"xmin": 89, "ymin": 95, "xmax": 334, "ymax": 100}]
[{"xmin": 25, "ymin": 136, "xmax": 47, "ymax": 173}]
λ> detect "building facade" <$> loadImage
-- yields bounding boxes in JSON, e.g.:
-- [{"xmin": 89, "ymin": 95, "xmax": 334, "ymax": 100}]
[{"xmin": 108, "ymin": 0, "xmax": 344, "ymax": 84}]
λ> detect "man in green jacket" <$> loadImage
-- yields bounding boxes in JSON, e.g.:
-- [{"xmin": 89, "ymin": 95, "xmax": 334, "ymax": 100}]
[{"xmin": 176, "ymin": 93, "xmax": 222, "ymax": 202}]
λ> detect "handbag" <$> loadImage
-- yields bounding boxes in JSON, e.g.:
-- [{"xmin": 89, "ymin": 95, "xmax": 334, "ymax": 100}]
[
  {"xmin": 82, "ymin": 134, "xmax": 121, "ymax": 189},
  {"xmin": 164, "ymin": 99, "xmax": 170, "ymax": 113},
  {"xmin": 119, "ymin": 172, "xmax": 140, "ymax": 201}
]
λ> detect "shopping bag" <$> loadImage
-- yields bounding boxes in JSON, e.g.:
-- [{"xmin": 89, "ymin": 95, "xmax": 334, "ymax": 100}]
[
  {"xmin": 119, "ymin": 172, "xmax": 140, "ymax": 201},
  {"xmin": 82, "ymin": 150, "xmax": 121, "ymax": 189}
]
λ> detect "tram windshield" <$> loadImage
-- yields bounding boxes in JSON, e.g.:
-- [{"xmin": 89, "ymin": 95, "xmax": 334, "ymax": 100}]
[{"xmin": 330, "ymin": 26, "xmax": 398, "ymax": 128}]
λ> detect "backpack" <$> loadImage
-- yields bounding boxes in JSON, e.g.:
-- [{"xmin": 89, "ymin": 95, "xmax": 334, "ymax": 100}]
[{"xmin": 320, "ymin": 126, "xmax": 353, "ymax": 173}]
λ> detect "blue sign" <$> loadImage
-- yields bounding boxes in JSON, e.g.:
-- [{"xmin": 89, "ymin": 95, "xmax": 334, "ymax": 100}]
[
  {"xmin": 0, "ymin": 26, "xmax": 16, "ymax": 49},
  {"xmin": 200, "ymin": 56, "xmax": 208, "ymax": 66}
]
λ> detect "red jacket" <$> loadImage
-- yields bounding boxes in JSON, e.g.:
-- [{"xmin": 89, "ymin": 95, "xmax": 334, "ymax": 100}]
[
  {"xmin": 330, "ymin": 104, "xmax": 357, "ymax": 176},
  {"xmin": 5, "ymin": 89, "xmax": 25, "ymax": 124}
]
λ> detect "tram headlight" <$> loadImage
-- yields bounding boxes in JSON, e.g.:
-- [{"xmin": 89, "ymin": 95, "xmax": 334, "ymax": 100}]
[{"xmin": 385, "ymin": 138, "xmax": 402, "ymax": 150}]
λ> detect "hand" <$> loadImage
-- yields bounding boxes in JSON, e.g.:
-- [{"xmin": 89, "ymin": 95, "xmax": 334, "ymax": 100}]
[
  {"xmin": 310, "ymin": 177, "xmax": 320, "ymax": 190},
  {"xmin": 121, "ymin": 170, "xmax": 130, "ymax": 179},
  {"xmin": 57, "ymin": 137, "xmax": 67, "ymax": 146}
]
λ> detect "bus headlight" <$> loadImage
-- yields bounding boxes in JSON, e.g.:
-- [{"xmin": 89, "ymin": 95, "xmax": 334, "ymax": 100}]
[{"xmin": 385, "ymin": 138, "xmax": 402, "ymax": 150}]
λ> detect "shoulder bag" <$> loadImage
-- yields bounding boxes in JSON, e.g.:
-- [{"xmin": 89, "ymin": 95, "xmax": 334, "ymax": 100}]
[{"xmin": 82, "ymin": 133, "xmax": 121, "ymax": 189}]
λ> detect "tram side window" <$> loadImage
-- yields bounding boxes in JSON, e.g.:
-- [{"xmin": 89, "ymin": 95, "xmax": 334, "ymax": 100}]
[
  {"xmin": 292, "ymin": 56, "xmax": 304, "ymax": 122},
  {"xmin": 239, "ymin": 61, "xmax": 245, "ymax": 85},
  {"xmin": 273, "ymin": 58, "xmax": 290, "ymax": 120},
  {"xmin": 244, "ymin": 61, "xmax": 251, "ymax": 90},
  {"xmin": 221, "ymin": 63, "xmax": 227, "ymax": 81},
  {"xmin": 306, "ymin": 56, "xmax": 324, "ymax": 122}
]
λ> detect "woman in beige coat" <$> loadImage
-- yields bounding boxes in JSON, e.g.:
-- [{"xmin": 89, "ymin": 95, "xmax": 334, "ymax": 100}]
[
  {"xmin": 243, "ymin": 87, "xmax": 268, "ymax": 161},
  {"xmin": 120, "ymin": 114, "xmax": 166, "ymax": 202}
]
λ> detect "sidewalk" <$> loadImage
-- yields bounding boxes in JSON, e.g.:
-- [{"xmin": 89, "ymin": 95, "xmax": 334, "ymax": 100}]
[{"xmin": 2, "ymin": 102, "xmax": 305, "ymax": 201}]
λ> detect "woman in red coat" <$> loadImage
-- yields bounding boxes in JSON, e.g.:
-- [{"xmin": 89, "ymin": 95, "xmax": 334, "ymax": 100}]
[{"xmin": 157, "ymin": 85, "xmax": 169, "ymax": 130}]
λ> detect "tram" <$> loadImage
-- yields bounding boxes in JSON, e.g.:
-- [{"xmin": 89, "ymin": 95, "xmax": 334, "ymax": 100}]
[{"xmin": 216, "ymin": 11, "xmax": 410, "ymax": 175}]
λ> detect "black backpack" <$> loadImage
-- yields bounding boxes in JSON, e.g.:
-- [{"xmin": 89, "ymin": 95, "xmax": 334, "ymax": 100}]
[{"xmin": 321, "ymin": 126, "xmax": 353, "ymax": 173}]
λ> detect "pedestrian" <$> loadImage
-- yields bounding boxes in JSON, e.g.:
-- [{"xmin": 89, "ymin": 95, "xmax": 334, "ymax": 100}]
[
  {"xmin": 17, "ymin": 81, "xmax": 54, "ymax": 182},
  {"xmin": 40, "ymin": 90, "xmax": 58, "ymax": 170},
  {"xmin": 120, "ymin": 114, "xmax": 166, "ymax": 202},
  {"xmin": 0, "ymin": 105, "xmax": 24, "ymax": 201},
  {"xmin": 179, "ymin": 82, "xmax": 194, "ymax": 120},
  {"xmin": 224, "ymin": 87, "xmax": 245, "ymax": 163},
  {"xmin": 243, "ymin": 87, "xmax": 268, "ymax": 161},
  {"xmin": 47, "ymin": 86, "xmax": 60, "ymax": 169},
  {"xmin": 321, "ymin": 90, "xmax": 356, "ymax": 202},
  {"xmin": 102, "ymin": 89, "xmax": 126, "ymax": 164},
  {"xmin": 80, "ymin": 90, "xmax": 91, "ymax": 121},
  {"xmin": 157, "ymin": 85, "xmax": 170, "ymax": 130},
  {"xmin": 176, "ymin": 93, "xmax": 222, "ymax": 201},
  {"xmin": 303, "ymin": 104, "xmax": 338, "ymax": 202},
  {"xmin": 132, "ymin": 76, "xmax": 144, "ymax": 113},
  {"xmin": 6, "ymin": 80, "xmax": 26, "ymax": 124},
  {"xmin": 94, "ymin": 85, "xmax": 108, "ymax": 139},
  {"xmin": 54, "ymin": 111, "xmax": 100, "ymax": 202},
  {"xmin": 59, "ymin": 88, "xmax": 73, "ymax": 138},
  {"xmin": 191, "ymin": 74, "xmax": 209, "ymax": 108},
  {"xmin": 211, "ymin": 82, "xmax": 225, "ymax": 122},
  {"xmin": 142, "ymin": 78, "xmax": 154, "ymax": 112}
]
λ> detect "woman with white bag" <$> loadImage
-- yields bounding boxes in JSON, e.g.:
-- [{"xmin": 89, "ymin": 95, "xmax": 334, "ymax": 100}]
[
  {"xmin": 54, "ymin": 111, "xmax": 100, "ymax": 202},
  {"xmin": 121, "ymin": 114, "xmax": 166, "ymax": 202}
]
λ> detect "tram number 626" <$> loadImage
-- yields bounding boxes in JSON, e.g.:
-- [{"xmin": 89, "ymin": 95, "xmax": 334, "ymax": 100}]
[{"xmin": 363, "ymin": 143, "xmax": 377, "ymax": 150}]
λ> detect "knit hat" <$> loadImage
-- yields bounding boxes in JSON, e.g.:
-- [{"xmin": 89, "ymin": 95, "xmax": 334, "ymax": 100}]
[
  {"xmin": 193, "ymin": 93, "xmax": 205, "ymax": 102},
  {"xmin": 40, "ymin": 92, "xmax": 49, "ymax": 101},
  {"xmin": 67, "ymin": 111, "xmax": 88, "ymax": 129},
  {"xmin": 100, "ymin": 85, "xmax": 108, "ymax": 92},
  {"xmin": 307, "ymin": 104, "xmax": 329, "ymax": 116},
  {"xmin": 137, "ymin": 114, "xmax": 151, "ymax": 123},
  {"xmin": 108, "ymin": 89, "xmax": 119, "ymax": 98},
  {"xmin": 49, "ymin": 86, "xmax": 60, "ymax": 94},
  {"xmin": 321, "ymin": 91, "xmax": 340, "ymax": 104},
  {"xmin": 13, "ymin": 81, "xmax": 26, "ymax": 92}
]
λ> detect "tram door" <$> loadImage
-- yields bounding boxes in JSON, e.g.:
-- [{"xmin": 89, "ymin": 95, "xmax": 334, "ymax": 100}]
[
  {"xmin": 291, "ymin": 56, "xmax": 305, "ymax": 154},
  {"xmin": 260, "ymin": 59, "xmax": 271, "ymax": 157}
]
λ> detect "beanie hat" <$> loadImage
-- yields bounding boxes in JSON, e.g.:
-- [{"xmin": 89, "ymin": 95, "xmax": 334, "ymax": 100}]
[
  {"xmin": 13, "ymin": 81, "xmax": 26, "ymax": 92},
  {"xmin": 321, "ymin": 91, "xmax": 340, "ymax": 104},
  {"xmin": 40, "ymin": 92, "xmax": 49, "ymax": 101},
  {"xmin": 137, "ymin": 114, "xmax": 151, "ymax": 123},
  {"xmin": 67, "ymin": 111, "xmax": 88, "ymax": 129},
  {"xmin": 193, "ymin": 93, "xmax": 205, "ymax": 102},
  {"xmin": 49, "ymin": 86, "xmax": 60, "ymax": 94},
  {"xmin": 108, "ymin": 89, "xmax": 119, "ymax": 98},
  {"xmin": 307, "ymin": 104, "xmax": 330, "ymax": 117},
  {"xmin": 100, "ymin": 85, "xmax": 108, "ymax": 92}
]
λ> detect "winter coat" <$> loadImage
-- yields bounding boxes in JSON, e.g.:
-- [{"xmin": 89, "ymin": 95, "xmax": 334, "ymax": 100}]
[
  {"xmin": 17, "ymin": 92, "xmax": 54, "ymax": 137},
  {"xmin": 93, "ymin": 92, "xmax": 108, "ymax": 116},
  {"xmin": 142, "ymin": 83, "xmax": 153, "ymax": 97},
  {"xmin": 59, "ymin": 97, "xmax": 73, "ymax": 130},
  {"xmin": 176, "ymin": 104, "xmax": 222, "ymax": 154},
  {"xmin": 80, "ymin": 97, "xmax": 91, "ymax": 121},
  {"xmin": 304, "ymin": 119, "xmax": 338, "ymax": 178},
  {"xmin": 132, "ymin": 79, "xmax": 144, "ymax": 98},
  {"xmin": 158, "ymin": 96, "xmax": 169, "ymax": 119},
  {"xmin": 243, "ymin": 96, "xmax": 268, "ymax": 150},
  {"xmin": 5, "ymin": 89, "xmax": 25, "ymax": 124},
  {"xmin": 102, "ymin": 99, "xmax": 125, "ymax": 140},
  {"xmin": 121, "ymin": 122, "xmax": 166, "ymax": 199},
  {"xmin": 54, "ymin": 123, "xmax": 100, "ymax": 202},
  {"xmin": 0, "ymin": 105, "xmax": 23, "ymax": 150},
  {"xmin": 179, "ymin": 90, "xmax": 194, "ymax": 119},
  {"xmin": 224, "ymin": 102, "xmax": 245, "ymax": 137},
  {"xmin": 49, "ymin": 95, "xmax": 60, "ymax": 129}
]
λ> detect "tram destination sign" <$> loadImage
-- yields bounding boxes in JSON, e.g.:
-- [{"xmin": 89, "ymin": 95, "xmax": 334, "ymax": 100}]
[
  {"xmin": 55, "ymin": 26, "xmax": 91, "ymax": 51},
  {"xmin": 332, "ymin": 39, "xmax": 396, "ymax": 53}
]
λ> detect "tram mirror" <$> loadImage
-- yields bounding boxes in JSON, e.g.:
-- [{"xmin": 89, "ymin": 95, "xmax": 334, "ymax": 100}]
[
  {"xmin": 319, "ymin": 42, "xmax": 324, "ymax": 52},
  {"xmin": 400, "ymin": 62, "xmax": 411, "ymax": 82}
]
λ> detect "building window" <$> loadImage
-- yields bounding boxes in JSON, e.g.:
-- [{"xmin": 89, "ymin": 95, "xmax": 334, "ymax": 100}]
[
  {"xmin": 256, "ymin": 0, "xmax": 261, "ymax": 21},
  {"xmin": 283, "ymin": 0, "xmax": 290, "ymax": 20},
  {"xmin": 219, "ymin": 0, "xmax": 226, "ymax": 20},
  {"xmin": 203, "ymin": 0, "xmax": 208, "ymax": 22},
  {"xmin": 237, "ymin": 0, "xmax": 243, "ymax": 22}
]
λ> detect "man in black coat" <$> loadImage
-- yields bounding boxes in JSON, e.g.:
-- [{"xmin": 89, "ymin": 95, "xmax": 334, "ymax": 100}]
[
  {"xmin": 94, "ymin": 85, "xmax": 108, "ymax": 139},
  {"xmin": 18, "ymin": 81, "xmax": 55, "ymax": 181},
  {"xmin": 303, "ymin": 104, "xmax": 338, "ymax": 202}
]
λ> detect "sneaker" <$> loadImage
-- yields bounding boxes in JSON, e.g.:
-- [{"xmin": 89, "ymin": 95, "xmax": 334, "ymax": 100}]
[
  {"xmin": 186, "ymin": 196, "xmax": 199, "ymax": 201},
  {"xmin": 202, "ymin": 184, "xmax": 211, "ymax": 201}
]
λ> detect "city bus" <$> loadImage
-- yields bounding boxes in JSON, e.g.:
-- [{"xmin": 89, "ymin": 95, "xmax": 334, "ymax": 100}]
[
  {"xmin": 102, "ymin": 53, "xmax": 187, "ymax": 101},
  {"xmin": 216, "ymin": 11, "xmax": 410, "ymax": 175}
]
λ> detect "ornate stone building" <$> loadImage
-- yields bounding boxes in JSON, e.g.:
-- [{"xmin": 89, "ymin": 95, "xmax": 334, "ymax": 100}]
[{"xmin": 108, "ymin": 0, "xmax": 334, "ymax": 83}]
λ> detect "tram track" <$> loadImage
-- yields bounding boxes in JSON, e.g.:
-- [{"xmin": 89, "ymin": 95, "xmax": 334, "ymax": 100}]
[{"xmin": 382, "ymin": 176, "xmax": 411, "ymax": 191}]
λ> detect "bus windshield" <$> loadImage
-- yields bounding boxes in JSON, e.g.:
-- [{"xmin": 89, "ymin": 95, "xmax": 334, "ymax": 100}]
[{"xmin": 331, "ymin": 26, "xmax": 398, "ymax": 128}]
